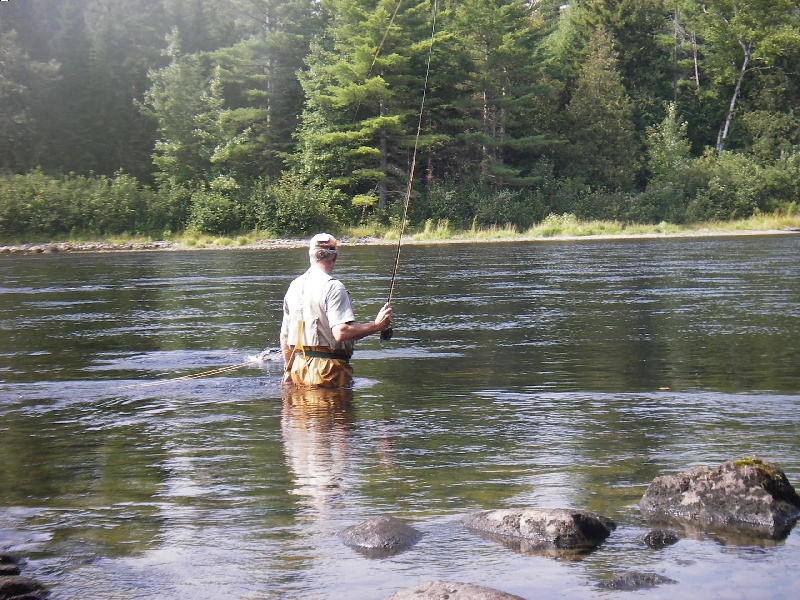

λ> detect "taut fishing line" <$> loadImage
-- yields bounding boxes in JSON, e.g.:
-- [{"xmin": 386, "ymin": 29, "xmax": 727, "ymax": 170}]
[
  {"xmin": 117, "ymin": 349, "xmax": 282, "ymax": 389},
  {"xmin": 381, "ymin": 0, "xmax": 438, "ymax": 341}
]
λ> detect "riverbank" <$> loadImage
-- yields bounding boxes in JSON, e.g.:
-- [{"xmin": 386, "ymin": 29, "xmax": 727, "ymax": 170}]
[{"xmin": 3, "ymin": 228, "xmax": 800, "ymax": 255}]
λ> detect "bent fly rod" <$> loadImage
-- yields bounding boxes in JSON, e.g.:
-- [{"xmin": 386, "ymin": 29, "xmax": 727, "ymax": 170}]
[{"xmin": 381, "ymin": 0, "xmax": 437, "ymax": 341}]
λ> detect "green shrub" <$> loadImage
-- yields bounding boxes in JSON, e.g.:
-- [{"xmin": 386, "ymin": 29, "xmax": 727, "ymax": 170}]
[
  {"xmin": 415, "ymin": 181, "xmax": 473, "ymax": 226},
  {"xmin": 686, "ymin": 152, "xmax": 766, "ymax": 222},
  {"xmin": 246, "ymin": 178, "xmax": 278, "ymax": 232},
  {"xmin": 86, "ymin": 172, "xmax": 159, "ymax": 235},
  {"xmin": 623, "ymin": 183, "xmax": 687, "ymax": 224},
  {"xmin": 154, "ymin": 184, "xmax": 193, "ymax": 234},
  {"xmin": 413, "ymin": 181, "xmax": 545, "ymax": 230},
  {"xmin": 270, "ymin": 175, "xmax": 339, "ymax": 235},
  {"xmin": 759, "ymin": 152, "xmax": 800, "ymax": 209},
  {"xmin": 0, "ymin": 170, "xmax": 169, "ymax": 239},
  {"xmin": 187, "ymin": 188, "xmax": 245, "ymax": 235},
  {"xmin": 545, "ymin": 177, "xmax": 591, "ymax": 217}
]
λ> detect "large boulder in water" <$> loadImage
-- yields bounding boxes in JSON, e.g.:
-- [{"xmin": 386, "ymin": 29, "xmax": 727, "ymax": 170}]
[
  {"xmin": 339, "ymin": 516, "xmax": 423, "ymax": 558},
  {"xmin": 463, "ymin": 508, "xmax": 616, "ymax": 555},
  {"xmin": 639, "ymin": 457, "xmax": 800, "ymax": 540},
  {"xmin": 386, "ymin": 581, "xmax": 526, "ymax": 600}
]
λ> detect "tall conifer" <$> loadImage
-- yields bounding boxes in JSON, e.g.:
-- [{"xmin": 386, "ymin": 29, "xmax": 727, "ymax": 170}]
[
  {"xmin": 564, "ymin": 28, "xmax": 639, "ymax": 192},
  {"xmin": 292, "ymin": 0, "xmax": 432, "ymax": 211}
]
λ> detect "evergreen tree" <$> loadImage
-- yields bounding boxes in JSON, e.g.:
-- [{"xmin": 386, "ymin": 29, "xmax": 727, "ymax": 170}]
[
  {"xmin": 210, "ymin": 0, "xmax": 320, "ymax": 180},
  {"xmin": 582, "ymin": 0, "xmax": 674, "ymax": 132},
  {"xmin": 162, "ymin": 0, "xmax": 239, "ymax": 53},
  {"xmin": 292, "ymin": 0, "xmax": 432, "ymax": 212},
  {"xmin": 0, "ymin": 28, "xmax": 58, "ymax": 173},
  {"xmin": 563, "ymin": 28, "xmax": 640, "ymax": 192},
  {"xmin": 82, "ymin": 0, "xmax": 169, "ymax": 181},
  {"xmin": 35, "ymin": 0, "xmax": 102, "ymax": 174},
  {"xmin": 140, "ymin": 31, "xmax": 227, "ymax": 188},
  {"xmin": 446, "ymin": 0, "xmax": 555, "ymax": 186}
]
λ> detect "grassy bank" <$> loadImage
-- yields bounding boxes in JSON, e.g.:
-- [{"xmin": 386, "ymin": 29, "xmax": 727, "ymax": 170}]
[
  {"xmin": 379, "ymin": 210, "xmax": 800, "ymax": 243},
  {"xmin": 3, "ymin": 211, "xmax": 800, "ymax": 252}
]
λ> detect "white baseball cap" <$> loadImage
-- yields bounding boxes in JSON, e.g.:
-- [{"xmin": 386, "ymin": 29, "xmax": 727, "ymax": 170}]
[{"xmin": 309, "ymin": 233, "xmax": 338, "ymax": 253}]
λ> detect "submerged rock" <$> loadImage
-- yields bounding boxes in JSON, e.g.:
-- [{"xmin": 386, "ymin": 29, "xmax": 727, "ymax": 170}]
[
  {"xmin": 644, "ymin": 528, "xmax": 680, "ymax": 549},
  {"xmin": 386, "ymin": 581, "xmax": 526, "ymax": 600},
  {"xmin": 596, "ymin": 571, "xmax": 677, "ymax": 590},
  {"xmin": 0, "ymin": 553, "xmax": 20, "ymax": 577},
  {"xmin": 0, "ymin": 575, "xmax": 47, "ymax": 600},
  {"xmin": 463, "ymin": 508, "xmax": 616, "ymax": 555},
  {"xmin": 639, "ymin": 457, "xmax": 800, "ymax": 540},
  {"xmin": 340, "ymin": 516, "xmax": 423, "ymax": 558}
]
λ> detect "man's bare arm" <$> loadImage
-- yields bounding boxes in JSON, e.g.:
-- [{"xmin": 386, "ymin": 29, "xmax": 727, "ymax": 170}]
[{"xmin": 331, "ymin": 303, "xmax": 392, "ymax": 342}]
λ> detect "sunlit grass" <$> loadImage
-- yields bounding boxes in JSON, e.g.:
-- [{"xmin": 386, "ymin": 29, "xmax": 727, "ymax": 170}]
[
  {"xmin": 6, "ymin": 210, "xmax": 798, "ymax": 250},
  {"xmin": 409, "ymin": 218, "xmax": 454, "ymax": 240}
]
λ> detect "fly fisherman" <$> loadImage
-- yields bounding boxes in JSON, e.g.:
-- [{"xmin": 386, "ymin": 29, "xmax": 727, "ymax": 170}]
[{"xmin": 280, "ymin": 233, "xmax": 392, "ymax": 387}]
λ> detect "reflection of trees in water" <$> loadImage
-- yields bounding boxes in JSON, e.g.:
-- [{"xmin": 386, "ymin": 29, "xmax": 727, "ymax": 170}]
[{"xmin": 280, "ymin": 387, "xmax": 356, "ymax": 519}]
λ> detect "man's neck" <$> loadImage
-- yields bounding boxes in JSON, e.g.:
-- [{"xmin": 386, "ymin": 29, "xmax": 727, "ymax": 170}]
[{"xmin": 311, "ymin": 260, "xmax": 335, "ymax": 275}]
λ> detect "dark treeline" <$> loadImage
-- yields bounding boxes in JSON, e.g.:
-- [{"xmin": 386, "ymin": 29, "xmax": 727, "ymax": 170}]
[{"xmin": 1, "ymin": 0, "xmax": 800, "ymax": 239}]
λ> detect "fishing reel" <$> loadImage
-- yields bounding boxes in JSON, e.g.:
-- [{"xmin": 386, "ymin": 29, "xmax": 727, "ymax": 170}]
[{"xmin": 380, "ymin": 327, "xmax": 393, "ymax": 341}]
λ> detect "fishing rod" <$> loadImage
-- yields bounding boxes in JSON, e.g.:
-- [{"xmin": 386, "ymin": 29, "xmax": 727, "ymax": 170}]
[{"xmin": 381, "ymin": 0, "xmax": 437, "ymax": 341}]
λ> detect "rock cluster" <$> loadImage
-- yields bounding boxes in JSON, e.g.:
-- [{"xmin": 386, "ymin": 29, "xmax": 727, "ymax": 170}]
[
  {"xmin": 0, "ymin": 241, "xmax": 176, "ymax": 254},
  {"xmin": 5, "ymin": 457, "xmax": 796, "ymax": 599},
  {"xmin": 372, "ymin": 457, "xmax": 799, "ymax": 599}
]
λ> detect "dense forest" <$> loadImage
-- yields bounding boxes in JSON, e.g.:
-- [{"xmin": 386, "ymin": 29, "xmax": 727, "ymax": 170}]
[{"xmin": 1, "ymin": 0, "xmax": 799, "ymax": 239}]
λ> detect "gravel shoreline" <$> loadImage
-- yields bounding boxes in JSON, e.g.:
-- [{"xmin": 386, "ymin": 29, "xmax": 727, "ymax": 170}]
[{"xmin": 1, "ymin": 228, "xmax": 798, "ymax": 255}]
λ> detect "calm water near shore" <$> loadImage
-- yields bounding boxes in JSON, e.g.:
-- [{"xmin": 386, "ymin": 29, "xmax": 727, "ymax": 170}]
[{"xmin": 1, "ymin": 235, "xmax": 799, "ymax": 599}]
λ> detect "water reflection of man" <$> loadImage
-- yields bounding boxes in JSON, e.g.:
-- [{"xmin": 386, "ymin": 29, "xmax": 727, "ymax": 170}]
[
  {"xmin": 280, "ymin": 386, "xmax": 355, "ymax": 516},
  {"xmin": 280, "ymin": 233, "xmax": 392, "ymax": 388}
]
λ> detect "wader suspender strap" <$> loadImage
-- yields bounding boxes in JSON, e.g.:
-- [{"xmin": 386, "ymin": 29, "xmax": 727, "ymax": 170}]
[
  {"xmin": 284, "ymin": 319, "xmax": 305, "ymax": 375},
  {"xmin": 294, "ymin": 319, "xmax": 306, "ymax": 358}
]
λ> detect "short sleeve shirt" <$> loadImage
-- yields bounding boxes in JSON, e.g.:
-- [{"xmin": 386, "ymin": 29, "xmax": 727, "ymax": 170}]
[{"xmin": 281, "ymin": 267, "xmax": 356, "ymax": 352}]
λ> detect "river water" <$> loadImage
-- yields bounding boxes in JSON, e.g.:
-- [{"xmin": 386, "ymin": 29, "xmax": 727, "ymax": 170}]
[{"xmin": 1, "ymin": 234, "xmax": 799, "ymax": 599}]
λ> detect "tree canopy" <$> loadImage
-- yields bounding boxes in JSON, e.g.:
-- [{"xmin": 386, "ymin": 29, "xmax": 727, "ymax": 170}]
[{"xmin": 2, "ymin": 0, "xmax": 800, "ymax": 238}]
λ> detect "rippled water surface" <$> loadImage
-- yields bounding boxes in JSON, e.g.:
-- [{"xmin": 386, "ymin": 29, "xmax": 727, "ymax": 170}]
[{"xmin": 1, "ymin": 235, "xmax": 799, "ymax": 599}]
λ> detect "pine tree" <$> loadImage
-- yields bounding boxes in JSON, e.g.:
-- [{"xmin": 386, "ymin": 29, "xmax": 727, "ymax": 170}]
[
  {"xmin": 0, "ymin": 28, "xmax": 58, "ymax": 173},
  {"xmin": 209, "ymin": 0, "xmax": 320, "ymax": 180},
  {"xmin": 563, "ymin": 28, "xmax": 640, "ymax": 191},
  {"xmin": 140, "ymin": 31, "xmax": 227, "ymax": 188},
  {"xmin": 445, "ymin": 0, "xmax": 554, "ymax": 186},
  {"xmin": 583, "ymin": 0, "xmax": 674, "ymax": 132},
  {"xmin": 292, "ymin": 0, "xmax": 432, "ymax": 212}
]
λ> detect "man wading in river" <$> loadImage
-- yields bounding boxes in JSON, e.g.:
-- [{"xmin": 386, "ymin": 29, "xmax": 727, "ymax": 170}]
[{"xmin": 280, "ymin": 233, "xmax": 392, "ymax": 388}]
